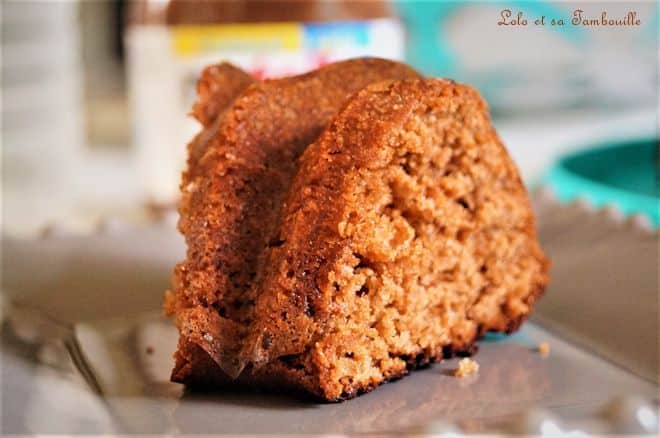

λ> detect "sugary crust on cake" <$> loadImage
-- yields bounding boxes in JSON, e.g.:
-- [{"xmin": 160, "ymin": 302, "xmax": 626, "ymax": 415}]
[
  {"xmin": 192, "ymin": 62, "xmax": 256, "ymax": 127},
  {"xmin": 168, "ymin": 59, "xmax": 421, "ymax": 389},
  {"xmin": 168, "ymin": 66, "xmax": 549, "ymax": 401},
  {"xmin": 184, "ymin": 64, "xmax": 255, "ymax": 178}
]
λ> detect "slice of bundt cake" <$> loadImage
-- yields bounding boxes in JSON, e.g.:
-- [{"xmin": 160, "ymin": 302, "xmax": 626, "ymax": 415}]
[{"xmin": 166, "ymin": 62, "xmax": 549, "ymax": 401}]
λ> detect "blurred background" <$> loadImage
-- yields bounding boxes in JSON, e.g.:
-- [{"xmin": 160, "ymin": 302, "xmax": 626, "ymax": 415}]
[{"xmin": 2, "ymin": 0, "xmax": 657, "ymax": 236}]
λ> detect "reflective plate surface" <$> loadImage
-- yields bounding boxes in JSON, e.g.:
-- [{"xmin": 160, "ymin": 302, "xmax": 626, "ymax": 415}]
[{"xmin": 2, "ymin": 197, "xmax": 658, "ymax": 435}]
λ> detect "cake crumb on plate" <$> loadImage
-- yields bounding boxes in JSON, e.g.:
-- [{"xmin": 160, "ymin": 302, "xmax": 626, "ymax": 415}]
[
  {"xmin": 538, "ymin": 342, "xmax": 550, "ymax": 357},
  {"xmin": 455, "ymin": 358, "xmax": 479, "ymax": 377}
]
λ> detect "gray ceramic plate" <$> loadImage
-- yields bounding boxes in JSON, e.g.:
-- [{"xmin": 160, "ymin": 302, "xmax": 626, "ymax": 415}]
[{"xmin": 1, "ymin": 195, "xmax": 658, "ymax": 435}]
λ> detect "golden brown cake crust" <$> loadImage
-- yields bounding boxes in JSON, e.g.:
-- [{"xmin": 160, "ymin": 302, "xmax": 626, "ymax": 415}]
[
  {"xmin": 168, "ymin": 63, "xmax": 549, "ymax": 402},
  {"xmin": 184, "ymin": 63, "xmax": 255, "ymax": 178},
  {"xmin": 192, "ymin": 62, "xmax": 255, "ymax": 127}
]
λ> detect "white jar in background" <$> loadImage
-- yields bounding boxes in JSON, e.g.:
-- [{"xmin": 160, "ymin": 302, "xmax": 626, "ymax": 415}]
[{"xmin": 125, "ymin": 0, "xmax": 404, "ymax": 206}]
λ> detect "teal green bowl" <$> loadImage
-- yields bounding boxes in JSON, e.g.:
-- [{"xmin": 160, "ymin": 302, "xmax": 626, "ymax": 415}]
[{"xmin": 543, "ymin": 139, "xmax": 659, "ymax": 227}]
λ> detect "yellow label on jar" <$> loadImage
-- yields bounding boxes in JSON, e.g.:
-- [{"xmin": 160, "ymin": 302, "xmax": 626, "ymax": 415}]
[{"xmin": 172, "ymin": 23, "xmax": 303, "ymax": 56}]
